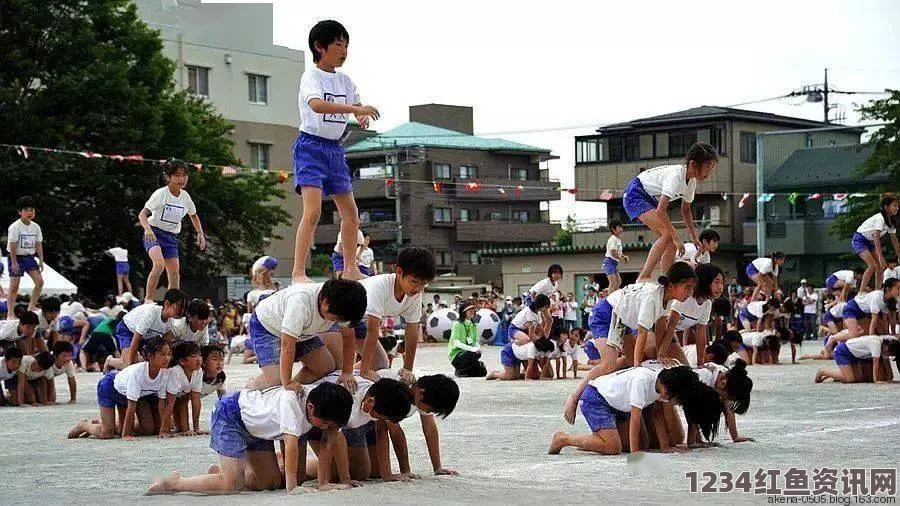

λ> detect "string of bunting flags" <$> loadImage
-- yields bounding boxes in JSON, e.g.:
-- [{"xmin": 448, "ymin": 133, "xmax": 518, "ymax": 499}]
[{"xmin": 0, "ymin": 142, "xmax": 883, "ymax": 203}]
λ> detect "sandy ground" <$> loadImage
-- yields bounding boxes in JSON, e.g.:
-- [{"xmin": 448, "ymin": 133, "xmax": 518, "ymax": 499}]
[{"xmin": 1, "ymin": 342, "xmax": 898, "ymax": 505}]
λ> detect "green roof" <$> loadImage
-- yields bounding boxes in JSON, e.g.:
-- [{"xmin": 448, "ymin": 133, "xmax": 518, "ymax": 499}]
[
  {"xmin": 345, "ymin": 122, "xmax": 551, "ymax": 154},
  {"xmin": 478, "ymin": 242, "xmax": 755, "ymax": 257},
  {"xmin": 765, "ymin": 145, "xmax": 884, "ymax": 190}
]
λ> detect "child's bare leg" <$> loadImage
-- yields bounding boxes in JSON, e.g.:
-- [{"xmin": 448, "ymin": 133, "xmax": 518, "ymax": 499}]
[
  {"xmin": 144, "ymin": 247, "xmax": 166, "ymax": 303},
  {"xmin": 117, "ymin": 274, "xmax": 124, "ymax": 296},
  {"xmin": 607, "ymin": 273, "xmax": 621, "ymax": 292},
  {"xmin": 248, "ymin": 364, "xmax": 282, "ymax": 390},
  {"xmin": 636, "ymin": 211, "xmax": 671, "ymax": 280},
  {"xmin": 291, "ymin": 346, "xmax": 336, "ymax": 384},
  {"xmin": 27, "ymin": 271, "xmax": 43, "ymax": 311},
  {"xmin": 69, "ymin": 406, "xmax": 118, "ymax": 439},
  {"xmin": 164, "ymin": 258, "xmax": 181, "ymax": 291},
  {"xmin": 147, "ymin": 455, "xmax": 247, "ymax": 495},
  {"xmin": 291, "ymin": 186, "xmax": 323, "ymax": 283},
  {"xmin": 135, "ymin": 398, "xmax": 157, "ymax": 436},
  {"xmin": 6, "ymin": 277, "xmax": 19, "ymax": 319},
  {"xmin": 173, "ymin": 397, "xmax": 189, "ymax": 433},
  {"xmin": 548, "ymin": 428, "xmax": 622, "ymax": 455},
  {"xmin": 859, "ymin": 251, "xmax": 877, "ymax": 292},
  {"xmin": 332, "ymin": 192, "xmax": 365, "ymax": 281}
]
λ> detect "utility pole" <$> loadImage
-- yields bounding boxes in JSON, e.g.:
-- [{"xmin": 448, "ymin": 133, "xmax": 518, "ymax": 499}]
[{"xmin": 823, "ymin": 68, "xmax": 829, "ymax": 123}]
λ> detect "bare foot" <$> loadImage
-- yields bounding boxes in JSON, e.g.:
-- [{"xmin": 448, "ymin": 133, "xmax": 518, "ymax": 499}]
[
  {"xmin": 67, "ymin": 419, "xmax": 89, "ymax": 439},
  {"xmin": 814, "ymin": 371, "xmax": 826, "ymax": 383},
  {"xmin": 207, "ymin": 464, "xmax": 221, "ymax": 474},
  {"xmin": 339, "ymin": 269, "xmax": 368, "ymax": 282},
  {"xmin": 548, "ymin": 431, "xmax": 567, "ymax": 454},
  {"xmin": 145, "ymin": 472, "xmax": 181, "ymax": 495},
  {"xmin": 292, "ymin": 274, "xmax": 312, "ymax": 284}
]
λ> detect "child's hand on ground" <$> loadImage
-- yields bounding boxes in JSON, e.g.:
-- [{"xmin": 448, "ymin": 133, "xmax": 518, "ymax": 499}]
[
  {"xmin": 342, "ymin": 479, "xmax": 363, "ymax": 488},
  {"xmin": 732, "ymin": 436, "xmax": 755, "ymax": 443},
  {"xmin": 317, "ymin": 483, "xmax": 351, "ymax": 492},
  {"xmin": 399, "ymin": 472, "xmax": 421, "ymax": 480},
  {"xmin": 123, "ymin": 435, "xmax": 137, "ymax": 441},
  {"xmin": 382, "ymin": 473, "xmax": 413, "ymax": 482},
  {"xmin": 434, "ymin": 468, "xmax": 459, "ymax": 476}
]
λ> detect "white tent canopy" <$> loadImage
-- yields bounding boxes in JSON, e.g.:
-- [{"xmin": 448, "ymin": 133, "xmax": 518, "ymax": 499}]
[{"xmin": 1, "ymin": 258, "xmax": 78, "ymax": 296}]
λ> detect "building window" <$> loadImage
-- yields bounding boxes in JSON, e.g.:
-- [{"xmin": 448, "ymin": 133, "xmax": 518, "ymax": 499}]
[
  {"xmin": 513, "ymin": 168, "xmax": 528, "ymax": 180},
  {"xmin": 606, "ymin": 135, "xmax": 623, "ymax": 162},
  {"xmin": 668, "ymin": 129, "xmax": 697, "ymax": 157},
  {"xmin": 740, "ymin": 132, "xmax": 757, "ymax": 163},
  {"xmin": 436, "ymin": 251, "xmax": 453, "ymax": 266},
  {"xmin": 655, "ymin": 133, "xmax": 669, "ymax": 158},
  {"xmin": 459, "ymin": 209, "xmax": 470, "ymax": 222},
  {"xmin": 248, "ymin": 74, "xmax": 268, "ymax": 104},
  {"xmin": 624, "ymin": 135, "xmax": 640, "ymax": 161},
  {"xmin": 469, "ymin": 252, "xmax": 480, "ymax": 264},
  {"xmin": 489, "ymin": 212, "xmax": 503, "ymax": 221},
  {"xmin": 459, "ymin": 165, "xmax": 477, "ymax": 179},
  {"xmin": 709, "ymin": 205, "xmax": 722, "ymax": 225},
  {"xmin": 709, "ymin": 126, "xmax": 725, "ymax": 155},
  {"xmin": 433, "ymin": 207, "xmax": 452, "ymax": 223},
  {"xmin": 187, "ymin": 66, "xmax": 209, "ymax": 97},
  {"xmin": 575, "ymin": 138, "xmax": 598, "ymax": 163},
  {"xmin": 433, "ymin": 163, "xmax": 451, "ymax": 179},
  {"xmin": 249, "ymin": 143, "xmax": 270, "ymax": 170},
  {"xmin": 512, "ymin": 210, "xmax": 529, "ymax": 222}
]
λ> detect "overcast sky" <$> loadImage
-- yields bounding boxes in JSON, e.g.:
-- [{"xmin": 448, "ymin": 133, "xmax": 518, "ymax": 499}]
[{"xmin": 217, "ymin": 0, "xmax": 899, "ymax": 225}]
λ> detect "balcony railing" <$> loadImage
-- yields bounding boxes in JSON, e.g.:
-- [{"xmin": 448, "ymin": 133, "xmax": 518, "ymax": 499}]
[
  {"xmin": 313, "ymin": 220, "xmax": 399, "ymax": 245},
  {"xmin": 455, "ymin": 221, "xmax": 559, "ymax": 242}
]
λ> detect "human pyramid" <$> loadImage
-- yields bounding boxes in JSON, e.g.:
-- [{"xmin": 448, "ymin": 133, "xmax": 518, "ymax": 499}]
[{"xmin": 0, "ymin": 18, "xmax": 897, "ymax": 496}]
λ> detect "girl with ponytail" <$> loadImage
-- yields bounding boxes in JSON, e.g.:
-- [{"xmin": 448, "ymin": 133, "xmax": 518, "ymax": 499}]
[
  {"xmin": 852, "ymin": 193, "xmax": 899, "ymax": 292},
  {"xmin": 563, "ymin": 262, "xmax": 697, "ymax": 425},
  {"xmin": 746, "ymin": 251, "xmax": 786, "ymax": 302},
  {"xmin": 671, "ymin": 263, "xmax": 725, "ymax": 367},
  {"xmin": 688, "ymin": 359, "xmax": 754, "ymax": 444}
]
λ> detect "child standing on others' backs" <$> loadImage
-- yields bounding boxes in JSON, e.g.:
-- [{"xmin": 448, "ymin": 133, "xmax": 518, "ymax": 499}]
[
  {"xmin": 291, "ymin": 20, "xmax": 380, "ymax": 283},
  {"xmin": 6, "ymin": 196, "xmax": 45, "ymax": 319},
  {"xmin": 106, "ymin": 245, "xmax": 132, "ymax": 295},
  {"xmin": 604, "ymin": 220, "xmax": 628, "ymax": 292},
  {"xmin": 139, "ymin": 159, "xmax": 206, "ymax": 303},
  {"xmin": 852, "ymin": 194, "xmax": 899, "ymax": 292}
]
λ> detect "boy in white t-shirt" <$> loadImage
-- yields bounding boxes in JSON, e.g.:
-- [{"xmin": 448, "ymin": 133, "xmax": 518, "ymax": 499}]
[
  {"xmin": 675, "ymin": 229, "xmax": 720, "ymax": 268},
  {"xmin": 331, "ymin": 229, "xmax": 365, "ymax": 279},
  {"xmin": 44, "ymin": 341, "xmax": 78, "ymax": 405},
  {"xmin": 147, "ymin": 382, "xmax": 354, "ymax": 495},
  {"xmin": 290, "ymin": 20, "xmax": 380, "ymax": 284},
  {"xmin": 106, "ymin": 245, "xmax": 132, "ymax": 295},
  {"xmin": 0, "ymin": 348, "xmax": 23, "ymax": 406},
  {"xmin": 6, "ymin": 351, "xmax": 55, "ymax": 406},
  {"xmin": 107, "ymin": 289, "xmax": 186, "ymax": 369},
  {"xmin": 603, "ymin": 220, "xmax": 628, "ymax": 292},
  {"xmin": 6, "ymin": 196, "xmax": 45, "ymax": 318}
]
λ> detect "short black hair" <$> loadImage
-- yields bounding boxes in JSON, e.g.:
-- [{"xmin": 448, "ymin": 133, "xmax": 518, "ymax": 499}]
[
  {"xmin": 396, "ymin": 247, "xmax": 436, "ymax": 281},
  {"xmin": 712, "ymin": 297, "xmax": 732, "ymax": 318},
  {"xmin": 308, "ymin": 20, "xmax": 349, "ymax": 63},
  {"xmin": 534, "ymin": 338, "xmax": 555, "ymax": 353},
  {"xmin": 52, "ymin": 340, "xmax": 74, "ymax": 356},
  {"xmin": 41, "ymin": 297, "xmax": 61, "ymax": 313},
  {"xmin": 16, "ymin": 196, "xmax": 35, "ymax": 211},
  {"xmin": 321, "ymin": 279, "xmax": 367, "ymax": 324},
  {"xmin": 18, "ymin": 311, "xmax": 39, "ymax": 326},
  {"xmin": 3, "ymin": 348, "xmax": 24, "ymax": 361},
  {"xmin": 549, "ymin": 326, "xmax": 567, "ymax": 341},
  {"xmin": 162, "ymin": 289, "xmax": 188, "ymax": 315},
  {"xmin": 140, "ymin": 336, "xmax": 169, "ymax": 359},
  {"xmin": 201, "ymin": 345, "xmax": 225, "ymax": 361},
  {"xmin": 699, "ymin": 229, "xmax": 720, "ymax": 243},
  {"xmin": 722, "ymin": 330, "xmax": 743, "ymax": 350},
  {"xmin": 172, "ymin": 341, "xmax": 201, "ymax": 366},
  {"xmin": 368, "ymin": 378, "xmax": 412, "ymax": 423},
  {"xmin": 725, "ymin": 359, "xmax": 753, "ymax": 415},
  {"xmin": 608, "ymin": 219, "xmax": 623, "ymax": 232},
  {"xmin": 547, "ymin": 264, "xmax": 563, "ymax": 277},
  {"xmin": 529, "ymin": 294, "xmax": 551, "ymax": 312},
  {"xmin": 704, "ymin": 342, "xmax": 729, "ymax": 365},
  {"xmin": 308, "ymin": 382, "xmax": 353, "ymax": 426},
  {"xmin": 415, "ymin": 374, "xmax": 459, "ymax": 419},
  {"xmin": 35, "ymin": 351, "xmax": 54, "ymax": 370},
  {"xmin": 378, "ymin": 334, "xmax": 399, "ymax": 355},
  {"xmin": 695, "ymin": 263, "xmax": 724, "ymax": 299},
  {"xmin": 186, "ymin": 298, "xmax": 211, "ymax": 319}
]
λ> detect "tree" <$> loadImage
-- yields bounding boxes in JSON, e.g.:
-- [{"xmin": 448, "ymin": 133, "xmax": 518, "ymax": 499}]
[
  {"xmin": 0, "ymin": 0, "xmax": 290, "ymax": 300},
  {"xmin": 554, "ymin": 215, "xmax": 577, "ymax": 247},
  {"xmin": 831, "ymin": 90, "xmax": 900, "ymax": 259}
]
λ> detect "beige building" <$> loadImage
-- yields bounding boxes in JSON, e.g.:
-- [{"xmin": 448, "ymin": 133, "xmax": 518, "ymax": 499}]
[{"xmin": 134, "ymin": 0, "xmax": 303, "ymax": 276}]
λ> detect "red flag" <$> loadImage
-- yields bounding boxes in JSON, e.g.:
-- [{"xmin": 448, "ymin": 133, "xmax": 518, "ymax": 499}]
[
  {"xmin": 738, "ymin": 193, "xmax": 751, "ymax": 208},
  {"xmin": 433, "ymin": 181, "xmax": 443, "ymax": 193},
  {"xmin": 385, "ymin": 178, "xmax": 395, "ymax": 187},
  {"xmin": 222, "ymin": 166, "xmax": 237, "ymax": 175},
  {"xmin": 514, "ymin": 185, "xmax": 523, "ymax": 196},
  {"xmin": 598, "ymin": 189, "xmax": 614, "ymax": 201},
  {"xmin": 123, "ymin": 154, "xmax": 144, "ymax": 163},
  {"xmin": 566, "ymin": 187, "xmax": 578, "ymax": 195},
  {"xmin": 807, "ymin": 193, "xmax": 823, "ymax": 201},
  {"xmin": 833, "ymin": 193, "xmax": 848, "ymax": 201},
  {"xmin": 465, "ymin": 181, "xmax": 480, "ymax": 192}
]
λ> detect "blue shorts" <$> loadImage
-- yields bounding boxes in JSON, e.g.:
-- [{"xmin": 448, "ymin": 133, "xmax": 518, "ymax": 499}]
[
  {"xmin": 603, "ymin": 257, "xmax": 619, "ymax": 275},
  {"xmin": 580, "ymin": 385, "xmax": 630, "ymax": 432},
  {"xmin": 739, "ymin": 307, "xmax": 758, "ymax": 326},
  {"xmin": 115, "ymin": 321, "xmax": 136, "ymax": 350},
  {"xmin": 583, "ymin": 339, "xmax": 601, "ymax": 361},
  {"xmin": 841, "ymin": 299, "xmax": 868, "ymax": 321},
  {"xmin": 210, "ymin": 391, "xmax": 275, "ymax": 458},
  {"xmin": 360, "ymin": 265, "xmax": 374, "ymax": 276},
  {"xmin": 249, "ymin": 314, "xmax": 324, "ymax": 367},
  {"xmin": 97, "ymin": 371, "xmax": 129, "ymax": 408},
  {"xmin": 500, "ymin": 343, "xmax": 520, "ymax": 367},
  {"xmin": 746, "ymin": 263, "xmax": 760, "ymax": 278},
  {"xmin": 57, "ymin": 316, "xmax": 77, "ymax": 334},
  {"xmin": 588, "ymin": 299, "xmax": 614, "ymax": 338},
  {"xmin": 331, "ymin": 251, "xmax": 346, "ymax": 272},
  {"xmin": 852, "ymin": 232, "xmax": 875, "ymax": 255},
  {"xmin": 825, "ymin": 275, "xmax": 839, "ymax": 290},
  {"xmin": 143, "ymin": 227, "xmax": 179, "ymax": 259},
  {"xmin": 292, "ymin": 132, "xmax": 352, "ymax": 197},
  {"xmin": 821, "ymin": 311, "xmax": 840, "ymax": 326},
  {"xmin": 0, "ymin": 300, "xmax": 6, "ymax": 315},
  {"xmin": 833, "ymin": 342, "xmax": 861, "ymax": 367},
  {"xmin": 622, "ymin": 177, "xmax": 657, "ymax": 222},
  {"xmin": 7, "ymin": 255, "xmax": 39, "ymax": 277},
  {"xmin": 305, "ymin": 421, "xmax": 376, "ymax": 448},
  {"xmin": 115, "ymin": 261, "xmax": 130, "ymax": 275}
]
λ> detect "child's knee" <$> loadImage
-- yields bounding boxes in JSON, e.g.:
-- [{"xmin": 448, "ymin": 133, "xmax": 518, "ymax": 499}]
[{"xmin": 301, "ymin": 206, "xmax": 322, "ymax": 223}]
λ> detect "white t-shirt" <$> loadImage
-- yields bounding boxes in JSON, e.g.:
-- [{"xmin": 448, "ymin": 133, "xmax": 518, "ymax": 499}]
[
  {"xmin": 346, "ymin": 379, "xmax": 375, "ymax": 429},
  {"xmin": 564, "ymin": 301, "xmax": 578, "ymax": 321},
  {"xmin": 612, "ymin": 283, "xmax": 667, "ymax": 331},
  {"xmin": 561, "ymin": 340, "xmax": 580, "ymax": 358},
  {"xmin": 751, "ymin": 258, "xmax": 778, "ymax": 276},
  {"xmin": 171, "ymin": 318, "xmax": 209, "ymax": 345},
  {"xmin": 166, "ymin": 364, "xmax": 203, "ymax": 397},
  {"xmin": 360, "ymin": 274, "xmax": 423, "ymax": 323},
  {"xmin": 333, "ymin": 229, "xmax": 365, "ymax": 254},
  {"xmin": 636, "ymin": 164, "xmax": 697, "ymax": 203},
  {"xmin": 854, "ymin": 290, "xmax": 889, "ymax": 315},
  {"xmin": 845, "ymin": 335, "xmax": 889, "ymax": 359},
  {"xmin": 122, "ymin": 304, "xmax": 171, "ymax": 340},
  {"xmin": 511, "ymin": 307, "xmax": 542, "ymax": 330},
  {"xmin": 298, "ymin": 67, "xmax": 359, "ymax": 140},
  {"xmin": 246, "ymin": 289, "xmax": 275, "ymax": 308},
  {"xmin": 107, "ymin": 247, "xmax": 129, "ymax": 262},
  {"xmin": 695, "ymin": 363, "xmax": 727, "ymax": 389},
  {"xmin": 802, "ymin": 292, "xmax": 819, "ymax": 315},
  {"xmin": 529, "ymin": 277, "xmax": 559, "ymax": 298},
  {"xmin": 829, "ymin": 302, "xmax": 846, "ymax": 319},
  {"xmin": 676, "ymin": 243, "xmax": 710, "ymax": 267},
  {"xmin": 856, "ymin": 213, "xmax": 895, "ymax": 241},
  {"xmin": 201, "ymin": 374, "xmax": 227, "ymax": 398},
  {"xmin": 113, "ymin": 362, "xmax": 169, "ymax": 401},
  {"xmin": 511, "ymin": 341, "xmax": 537, "ymax": 361},
  {"xmin": 32, "ymin": 309, "xmax": 56, "ymax": 333},
  {"xmin": 238, "ymin": 387, "xmax": 310, "ymax": 439},
  {"xmin": 0, "ymin": 320, "xmax": 20, "ymax": 341},
  {"xmin": 589, "ymin": 366, "xmax": 661, "ymax": 412},
  {"xmin": 48, "ymin": 360, "xmax": 76, "ymax": 379},
  {"xmin": 682, "ymin": 344, "xmax": 698, "ymax": 367},
  {"xmin": 144, "ymin": 187, "xmax": 197, "ymax": 234},
  {"xmin": 61, "ymin": 301, "xmax": 87, "ymax": 320},
  {"xmin": 605, "ymin": 235, "xmax": 623, "ymax": 259},
  {"xmin": 883, "ymin": 267, "xmax": 900, "ymax": 282},
  {"xmin": 7, "ymin": 219, "xmax": 42, "ymax": 255},
  {"xmin": 0, "ymin": 357, "xmax": 16, "ymax": 380},
  {"xmin": 741, "ymin": 330, "xmax": 768, "ymax": 347},
  {"xmin": 359, "ymin": 247, "xmax": 374, "ymax": 268},
  {"xmin": 746, "ymin": 301, "xmax": 767, "ymax": 319},
  {"xmin": 254, "ymin": 283, "xmax": 334, "ymax": 339},
  {"xmin": 670, "ymin": 296, "xmax": 712, "ymax": 331},
  {"xmin": 831, "ymin": 270, "xmax": 856, "ymax": 286},
  {"xmin": 99, "ymin": 304, "xmax": 125, "ymax": 318},
  {"xmin": 18, "ymin": 355, "xmax": 48, "ymax": 380}
]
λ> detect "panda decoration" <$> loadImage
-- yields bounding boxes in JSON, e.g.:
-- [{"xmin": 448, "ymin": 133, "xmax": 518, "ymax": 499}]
[
  {"xmin": 472, "ymin": 308, "xmax": 500, "ymax": 344},
  {"xmin": 427, "ymin": 307, "xmax": 459, "ymax": 341}
]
